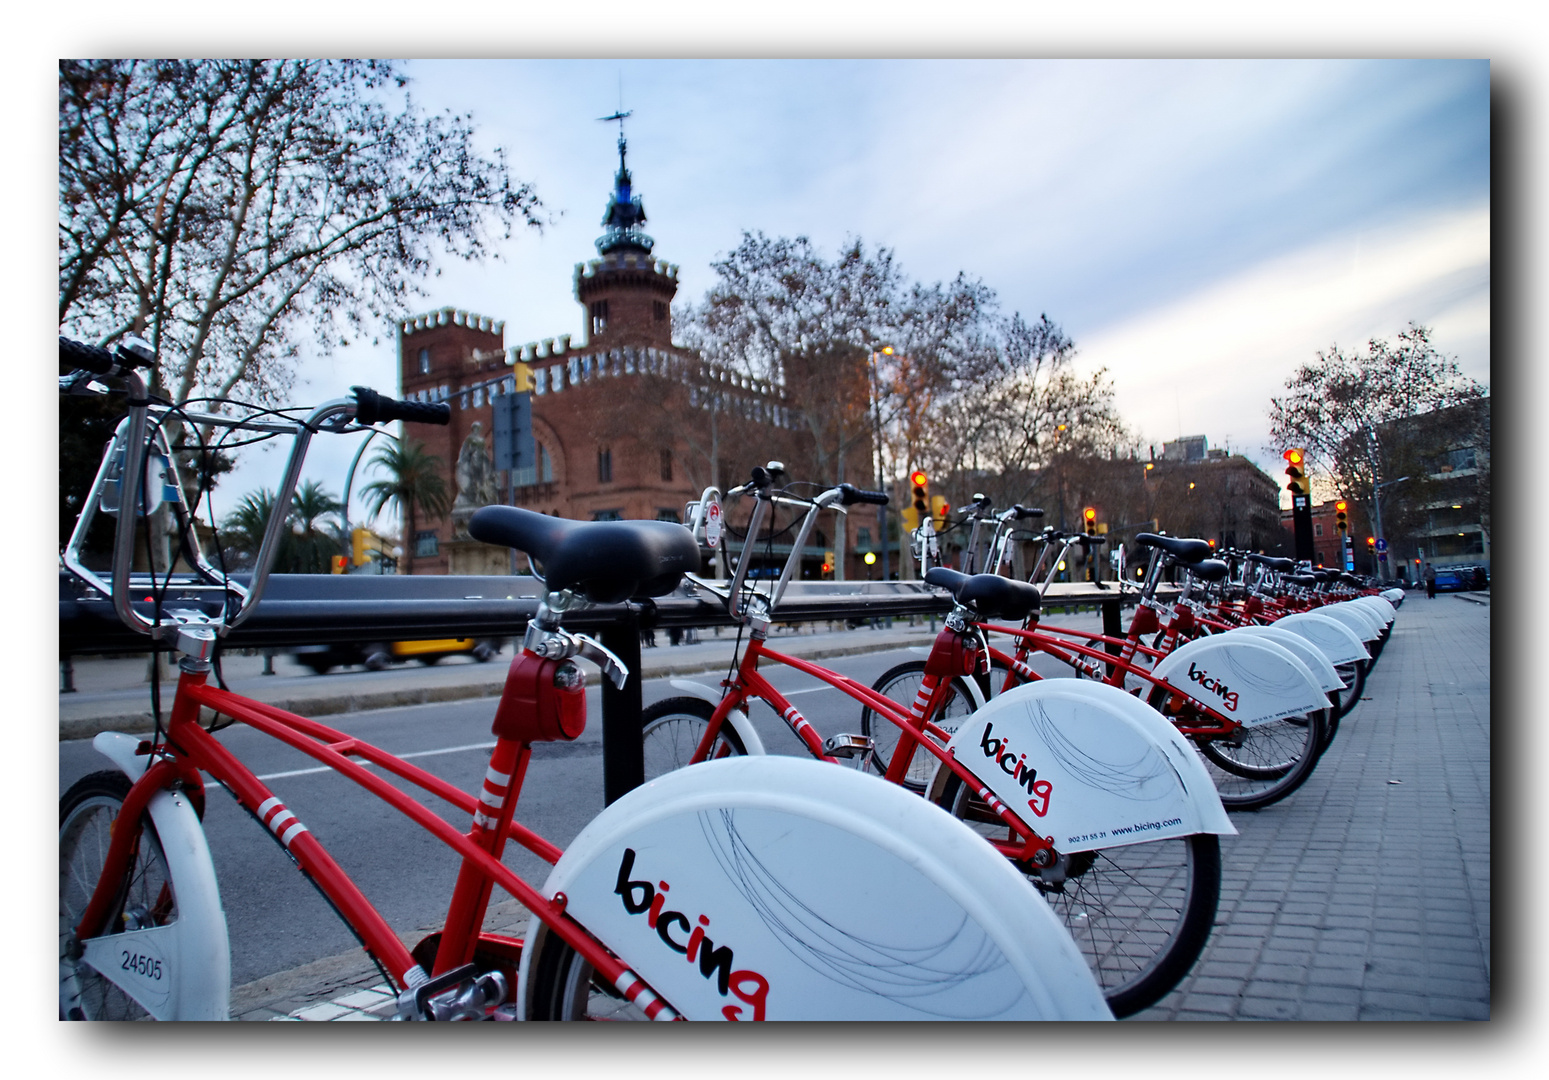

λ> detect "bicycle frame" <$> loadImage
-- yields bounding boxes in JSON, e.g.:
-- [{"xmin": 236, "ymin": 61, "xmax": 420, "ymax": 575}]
[
  {"xmin": 71, "ymin": 648, "xmax": 682, "ymax": 1020},
  {"xmin": 688, "ymin": 629, "xmax": 1055, "ymax": 866}
]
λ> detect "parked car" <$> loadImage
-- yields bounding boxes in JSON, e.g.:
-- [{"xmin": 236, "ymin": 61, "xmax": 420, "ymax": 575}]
[
  {"xmin": 1432, "ymin": 568, "xmax": 1467, "ymax": 592},
  {"xmin": 292, "ymin": 637, "xmax": 504, "ymax": 675}
]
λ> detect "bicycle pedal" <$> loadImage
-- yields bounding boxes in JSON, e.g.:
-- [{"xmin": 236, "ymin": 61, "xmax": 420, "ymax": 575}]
[
  {"xmin": 397, "ymin": 964, "xmax": 508, "ymax": 1021},
  {"xmin": 823, "ymin": 733, "xmax": 875, "ymax": 759}
]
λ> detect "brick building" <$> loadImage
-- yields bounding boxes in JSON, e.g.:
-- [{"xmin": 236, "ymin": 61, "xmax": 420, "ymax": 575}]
[{"xmin": 391, "ymin": 126, "xmax": 880, "ymax": 578}]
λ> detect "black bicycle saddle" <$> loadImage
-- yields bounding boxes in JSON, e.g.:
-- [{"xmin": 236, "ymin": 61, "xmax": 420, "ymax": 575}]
[
  {"xmin": 1136, "ymin": 533, "xmax": 1213, "ymax": 564},
  {"xmin": 469, "ymin": 505, "xmax": 702, "ymax": 604},
  {"xmin": 924, "ymin": 567, "xmax": 1041, "ymax": 621}
]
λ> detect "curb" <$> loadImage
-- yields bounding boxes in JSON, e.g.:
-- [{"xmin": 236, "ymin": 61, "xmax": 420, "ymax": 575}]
[{"xmin": 59, "ymin": 633, "xmax": 940, "ymax": 741}]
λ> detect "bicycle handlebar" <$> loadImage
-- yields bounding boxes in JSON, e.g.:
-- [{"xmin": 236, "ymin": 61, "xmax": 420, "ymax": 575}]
[
  {"xmin": 838, "ymin": 483, "xmax": 888, "ymax": 506},
  {"xmin": 352, "ymin": 386, "xmax": 451, "ymax": 427},
  {"xmin": 60, "ymin": 337, "xmax": 118, "ymax": 375},
  {"xmin": 60, "ymin": 335, "xmax": 156, "ymax": 376}
]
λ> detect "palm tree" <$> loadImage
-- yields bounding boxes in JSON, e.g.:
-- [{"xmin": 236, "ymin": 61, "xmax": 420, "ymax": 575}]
[
  {"xmin": 217, "ymin": 487, "xmax": 280, "ymax": 571},
  {"xmin": 358, "ymin": 440, "xmax": 451, "ymax": 575},
  {"xmin": 289, "ymin": 480, "xmax": 345, "ymax": 574}
]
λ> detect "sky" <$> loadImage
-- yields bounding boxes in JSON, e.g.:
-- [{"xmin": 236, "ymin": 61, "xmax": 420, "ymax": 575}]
[{"xmin": 245, "ymin": 57, "xmax": 1491, "ymax": 528}]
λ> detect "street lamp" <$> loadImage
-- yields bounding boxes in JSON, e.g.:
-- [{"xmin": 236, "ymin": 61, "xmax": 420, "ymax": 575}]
[
  {"xmin": 1372, "ymin": 474, "xmax": 1410, "ymax": 582},
  {"xmin": 340, "ymin": 427, "xmax": 396, "ymax": 570},
  {"xmin": 867, "ymin": 345, "xmax": 894, "ymax": 581}
]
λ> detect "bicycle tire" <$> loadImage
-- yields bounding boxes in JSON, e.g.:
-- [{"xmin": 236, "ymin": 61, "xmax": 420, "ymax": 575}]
[
  {"xmin": 60, "ymin": 771, "xmax": 179, "ymax": 1020},
  {"xmin": 1325, "ymin": 658, "xmax": 1367, "ymax": 744},
  {"xmin": 640, "ymin": 696, "xmax": 747, "ymax": 783},
  {"xmin": 937, "ymin": 772, "xmax": 1220, "ymax": 1018},
  {"xmin": 1196, "ymin": 711, "xmax": 1326, "ymax": 810},
  {"xmin": 862, "ymin": 662, "xmax": 977, "ymax": 789},
  {"xmin": 524, "ymin": 920, "xmax": 648, "ymax": 1020}
]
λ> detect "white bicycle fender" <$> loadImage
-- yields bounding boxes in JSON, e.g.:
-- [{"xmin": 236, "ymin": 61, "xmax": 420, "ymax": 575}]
[
  {"xmin": 937, "ymin": 680, "xmax": 1235, "ymax": 854},
  {"xmin": 86, "ymin": 732, "xmax": 231, "ymax": 1020},
  {"xmin": 1318, "ymin": 601, "xmax": 1383, "ymax": 642},
  {"xmin": 666, "ymin": 679, "xmax": 767, "ymax": 756},
  {"xmin": 1221, "ymin": 625, "xmax": 1344, "ymax": 692},
  {"xmin": 1350, "ymin": 595, "xmax": 1396, "ymax": 625},
  {"xmin": 1150, "ymin": 635, "xmax": 1328, "ymax": 727},
  {"xmin": 1381, "ymin": 588, "xmax": 1405, "ymax": 606},
  {"xmin": 1273, "ymin": 611, "xmax": 1371, "ymax": 666},
  {"xmin": 517, "ymin": 756, "xmax": 1113, "ymax": 1020}
]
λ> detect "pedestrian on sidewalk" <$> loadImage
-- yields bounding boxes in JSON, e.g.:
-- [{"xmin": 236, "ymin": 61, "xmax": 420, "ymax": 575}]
[{"xmin": 1424, "ymin": 562, "xmax": 1437, "ymax": 599}]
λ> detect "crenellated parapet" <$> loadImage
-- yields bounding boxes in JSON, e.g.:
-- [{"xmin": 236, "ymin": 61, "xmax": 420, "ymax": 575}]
[{"xmin": 400, "ymin": 306, "xmax": 506, "ymax": 337}]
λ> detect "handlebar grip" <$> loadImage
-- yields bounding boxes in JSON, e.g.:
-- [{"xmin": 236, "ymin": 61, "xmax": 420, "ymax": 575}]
[
  {"xmin": 352, "ymin": 386, "xmax": 451, "ymax": 427},
  {"xmin": 1012, "ymin": 505, "xmax": 1045, "ymax": 520},
  {"xmin": 60, "ymin": 337, "xmax": 118, "ymax": 375},
  {"xmin": 838, "ymin": 483, "xmax": 889, "ymax": 506}
]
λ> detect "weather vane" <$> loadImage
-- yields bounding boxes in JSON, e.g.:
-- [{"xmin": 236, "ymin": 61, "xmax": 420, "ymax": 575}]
[{"xmin": 598, "ymin": 107, "xmax": 632, "ymax": 167}]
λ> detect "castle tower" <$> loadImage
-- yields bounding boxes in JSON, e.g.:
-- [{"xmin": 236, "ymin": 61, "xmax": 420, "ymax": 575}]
[{"xmin": 573, "ymin": 118, "xmax": 679, "ymax": 349}]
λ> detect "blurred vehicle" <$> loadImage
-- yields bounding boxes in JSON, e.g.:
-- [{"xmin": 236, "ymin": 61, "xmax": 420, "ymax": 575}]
[
  {"xmin": 1432, "ymin": 568, "xmax": 1467, "ymax": 593},
  {"xmin": 292, "ymin": 637, "xmax": 504, "ymax": 674}
]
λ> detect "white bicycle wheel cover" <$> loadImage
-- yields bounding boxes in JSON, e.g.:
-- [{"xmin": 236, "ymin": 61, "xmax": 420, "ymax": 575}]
[
  {"xmin": 518, "ymin": 756, "xmax": 1112, "ymax": 1021},
  {"xmin": 1223, "ymin": 625, "xmax": 1344, "ymax": 692}
]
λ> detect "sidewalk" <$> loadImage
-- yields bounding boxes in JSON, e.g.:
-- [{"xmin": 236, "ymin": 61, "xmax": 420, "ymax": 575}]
[{"xmin": 1130, "ymin": 592, "xmax": 1490, "ymax": 1020}]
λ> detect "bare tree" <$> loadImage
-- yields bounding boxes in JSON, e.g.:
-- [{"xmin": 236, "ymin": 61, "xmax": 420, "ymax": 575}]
[
  {"xmin": 1268, "ymin": 323, "xmax": 1487, "ymax": 543},
  {"xmin": 60, "ymin": 59, "xmax": 542, "ymax": 406},
  {"xmin": 687, "ymin": 232, "xmax": 907, "ymax": 487}
]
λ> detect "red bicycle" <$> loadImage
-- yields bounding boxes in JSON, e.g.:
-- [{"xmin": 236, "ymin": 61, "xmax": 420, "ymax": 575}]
[{"xmin": 869, "ymin": 517, "xmax": 1334, "ymax": 812}]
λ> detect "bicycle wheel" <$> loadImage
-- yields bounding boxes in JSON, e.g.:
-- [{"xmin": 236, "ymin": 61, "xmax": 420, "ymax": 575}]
[
  {"xmin": 861, "ymin": 662, "xmax": 977, "ymax": 790},
  {"xmin": 640, "ymin": 697, "xmax": 747, "ymax": 782},
  {"xmin": 1146, "ymin": 686, "xmax": 1327, "ymax": 811},
  {"xmin": 524, "ymin": 920, "xmax": 648, "ymax": 1021},
  {"xmin": 60, "ymin": 771, "xmax": 178, "ymax": 1020},
  {"xmin": 937, "ymin": 773, "xmax": 1220, "ymax": 1018},
  {"xmin": 1329, "ymin": 659, "xmax": 1367, "ymax": 722}
]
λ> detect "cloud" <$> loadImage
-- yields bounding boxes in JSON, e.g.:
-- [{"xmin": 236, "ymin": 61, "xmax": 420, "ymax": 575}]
[{"xmin": 1074, "ymin": 200, "xmax": 1490, "ymax": 466}]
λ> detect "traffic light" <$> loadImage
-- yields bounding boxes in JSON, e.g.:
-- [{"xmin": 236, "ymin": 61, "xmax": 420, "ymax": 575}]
[
  {"xmin": 1283, "ymin": 448, "xmax": 1309, "ymax": 496},
  {"xmin": 1083, "ymin": 506, "xmax": 1097, "ymax": 533},
  {"xmin": 910, "ymin": 471, "xmax": 929, "ymax": 529},
  {"xmin": 331, "ymin": 554, "xmax": 347, "ymax": 574},
  {"xmin": 1367, "ymin": 536, "xmax": 1376, "ymax": 548},
  {"xmin": 930, "ymin": 495, "xmax": 950, "ymax": 532},
  {"xmin": 822, "ymin": 550, "xmax": 835, "ymax": 577},
  {"xmin": 1334, "ymin": 500, "xmax": 1348, "ymax": 534},
  {"xmin": 510, "ymin": 359, "xmax": 535, "ymax": 393}
]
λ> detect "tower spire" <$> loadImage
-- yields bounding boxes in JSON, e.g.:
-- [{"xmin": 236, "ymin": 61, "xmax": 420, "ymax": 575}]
[{"xmin": 596, "ymin": 109, "xmax": 653, "ymax": 254}]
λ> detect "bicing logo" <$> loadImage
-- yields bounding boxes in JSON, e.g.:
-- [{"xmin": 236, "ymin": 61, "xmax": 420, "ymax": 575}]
[
  {"xmin": 979, "ymin": 721, "xmax": 1053, "ymax": 817},
  {"xmin": 615, "ymin": 848, "xmax": 771, "ymax": 1020},
  {"xmin": 1185, "ymin": 662, "xmax": 1239, "ymax": 712}
]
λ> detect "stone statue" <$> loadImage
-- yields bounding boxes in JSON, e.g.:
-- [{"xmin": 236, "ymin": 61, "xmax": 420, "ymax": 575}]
[{"xmin": 450, "ymin": 423, "xmax": 499, "ymax": 542}]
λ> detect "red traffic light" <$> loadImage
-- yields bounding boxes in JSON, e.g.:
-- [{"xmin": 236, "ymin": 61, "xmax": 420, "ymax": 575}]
[
  {"xmin": 909, "ymin": 470, "xmax": 928, "ymax": 488},
  {"xmin": 1283, "ymin": 448, "xmax": 1305, "ymax": 467},
  {"xmin": 1334, "ymin": 500, "xmax": 1347, "ymax": 512},
  {"xmin": 1083, "ymin": 506, "xmax": 1096, "ymax": 523}
]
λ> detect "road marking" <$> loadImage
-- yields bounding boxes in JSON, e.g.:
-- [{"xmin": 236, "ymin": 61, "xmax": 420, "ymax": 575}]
[{"xmin": 253, "ymin": 741, "xmax": 498, "ymax": 781}]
